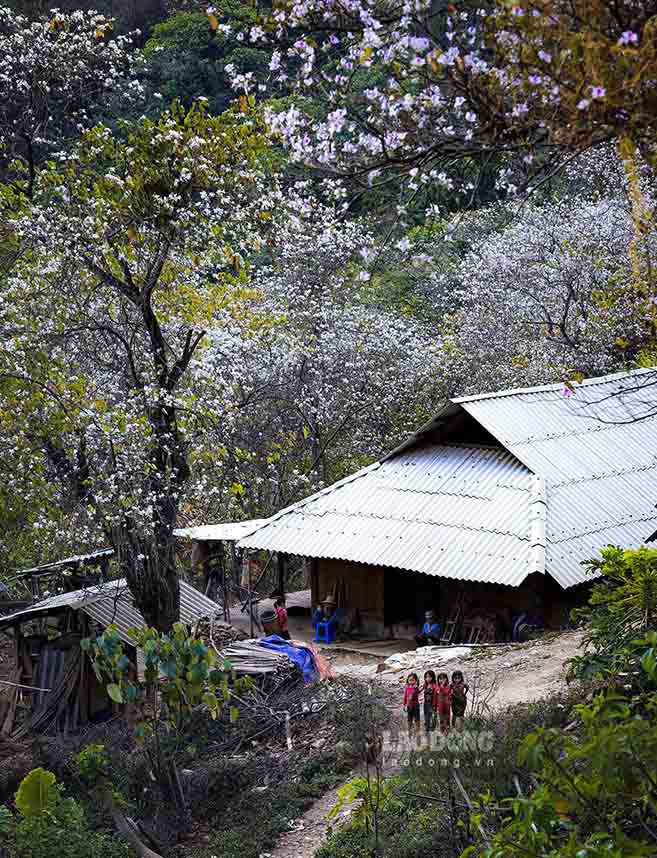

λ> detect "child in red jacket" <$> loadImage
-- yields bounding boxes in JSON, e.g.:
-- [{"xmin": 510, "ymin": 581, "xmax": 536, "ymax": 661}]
[
  {"xmin": 435, "ymin": 672, "xmax": 452, "ymax": 734},
  {"xmin": 403, "ymin": 672, "xmax": 420, "ymax": 739}
]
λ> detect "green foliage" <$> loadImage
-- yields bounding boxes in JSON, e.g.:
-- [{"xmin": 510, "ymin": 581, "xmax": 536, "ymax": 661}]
[
  {"xmin": 329, "ymin": 775, "xmax": 403, "ymax": 830},
  {"xmin": 3, "ymin": 768, "xmax": 130, "ymax": 858},
  {"xmin": 0, "ymin": 805, "xmax": 12, "ymax": 834},
  {"xmin": 144, "ymin": 9, "xmax": 270, "ymax": 115},
  {"xmin": 75, "ymin": 745, "xmax": 112, "ymax": 783},
  {"xmin": 14, "ymin": 769, "xmax": 57, "ymax": 819},
  {"xmin": 82, "ymin": 622, "xmax": 242, "ymax": 740},
  {"xmin": 569, "ymin": 545, "xmax": 657, "ymax": 682},
  {"xmin": 316, "ymin": 689, "xmax": 585, "ymax": 858},
  {"xmin": 465, "ymin": 637, "xmax": 657, "ymax": 858}
]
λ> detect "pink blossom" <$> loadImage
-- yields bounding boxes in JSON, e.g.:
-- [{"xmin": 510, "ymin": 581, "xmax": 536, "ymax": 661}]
[{"xmin": 618, "ymin": 31, "xmax": 639, "ymax": 45}]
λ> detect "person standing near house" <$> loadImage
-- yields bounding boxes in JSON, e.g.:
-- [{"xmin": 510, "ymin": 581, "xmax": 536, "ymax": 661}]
[
  {"xmin": 274, "ymin": 596, "xmax": 291, "ymax": 640},
  {"xmin": 435, "ymin": 672, "xmax": 452, "ymax": 734},
  {"xmin": 421, "ymin": 670, "xmax": 437, "ymax": 734},
  {"xmin": 450, "ymin": 670, "xmax": 469, "ymax": 730},
  {"xmin": 415, "ymin": 610, "xmax": 441, "ymax": 647},
  {"xmin": 403, "ymin": 672, "xmax": 421, "ymax": 739}
]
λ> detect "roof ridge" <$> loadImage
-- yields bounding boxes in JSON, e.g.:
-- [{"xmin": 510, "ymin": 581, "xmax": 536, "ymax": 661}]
[{"xmin": 452, "ymin": 367, "xmax": 655, "ymax": 404}]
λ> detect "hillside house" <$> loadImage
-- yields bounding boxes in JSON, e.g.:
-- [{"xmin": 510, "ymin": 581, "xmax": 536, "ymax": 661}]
[{"xmin": 237, "ymin": 369, "xmax": 657, "ymax": 641}]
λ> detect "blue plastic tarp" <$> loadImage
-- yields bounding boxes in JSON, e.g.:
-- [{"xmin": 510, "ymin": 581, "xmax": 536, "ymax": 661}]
[{"xmin": 258, "ymin": 635, "xmax": 318, "ymax": 684}]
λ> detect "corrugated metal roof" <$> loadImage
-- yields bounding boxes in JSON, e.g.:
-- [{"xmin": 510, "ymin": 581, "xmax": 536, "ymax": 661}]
[
  {"xmin": 240, "ymin": 369, "xmax": 657, "ymax": 590},
  {"xmin": 241, "ymin": 444, "xmax": 542, "ymax": 586},
  {"xmin": 174, "ymin": 520, "xmax": 268, "ymax": 543},
  {"xmin": 0, "ymin": 579, "xmax": 222, "ymax": 645},
  {"xmin": 459, "ymin": 368, "xmax": 657, "ymax": 587},
  {"xmin": 19, "ymin": 548, "xmax": 114, "ymax": 576}
]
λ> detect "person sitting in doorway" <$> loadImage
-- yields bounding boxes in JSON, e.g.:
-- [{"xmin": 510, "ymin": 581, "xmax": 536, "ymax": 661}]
[{"xmin": 415, "ymin": 610, "xmax": 441, "ymax": 647}]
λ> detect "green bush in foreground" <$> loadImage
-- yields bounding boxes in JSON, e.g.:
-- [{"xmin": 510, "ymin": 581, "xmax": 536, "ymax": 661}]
[
  {"xmin": 465, "ymin": 633, "xmax": 657, "ymax": 858},
  {"xmin": 0, "ymin": 767, "xmax": 130, "ymax": 858},
  {"xmin": 570, "ymin": 545, "xmax": 657, "ymax": 684}
]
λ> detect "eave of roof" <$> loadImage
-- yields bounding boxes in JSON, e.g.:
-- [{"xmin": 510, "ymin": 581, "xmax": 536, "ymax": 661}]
[
  {"xmin": 18, "ymin": 548, "xmax": 114, "ymax": 577},
  {"xmin": 240, "ymin": 444, "xmax": 544, "ymax": 587},
  {"xmin": 174, "ymin": 519, "xmax": 268, "ymax": 543}
]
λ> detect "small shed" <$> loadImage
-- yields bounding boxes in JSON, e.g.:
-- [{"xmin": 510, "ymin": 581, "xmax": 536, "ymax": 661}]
[
  {"xmin": 0, "ymin": 579, "xmax": 222, "ymax": 738},
  {"xmin": 174, "ymin": 519, "xmax": 269, "ymax": 623},
  {"xmin": 17, "ymin": 548, "xmax": 115, "ymax": 601}
]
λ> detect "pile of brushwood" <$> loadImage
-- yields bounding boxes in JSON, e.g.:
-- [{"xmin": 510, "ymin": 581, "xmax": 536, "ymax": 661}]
[{"xmin": 318, "ymin": 546, "xmax": 657, "ymax": 858}]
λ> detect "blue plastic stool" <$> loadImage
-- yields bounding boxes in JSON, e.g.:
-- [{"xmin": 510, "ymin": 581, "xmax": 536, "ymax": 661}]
[{"xmin": 315, "ymin": 619, "xmax": 337, "ymax": 643}]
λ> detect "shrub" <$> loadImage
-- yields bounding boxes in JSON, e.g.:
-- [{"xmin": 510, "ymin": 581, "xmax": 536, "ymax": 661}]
[
  {"xmin": 465, "ymin": 634, "xmax": 657, "ymax": 858},
  {"xmin": 0, "ymin": 768, "xmax": 131, "ymax": 858},
  {"xmin": 570, "ymin": 545, "xmax": 657, "ymax": 683},
  {"xmin": 314, "ymin": 688, "xmax": 583, "ymax": 858}
]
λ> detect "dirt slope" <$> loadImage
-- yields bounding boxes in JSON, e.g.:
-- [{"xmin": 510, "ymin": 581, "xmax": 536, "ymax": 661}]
[{"xmin": 265, "ymin": 631, "xmax": 583, "ymax": 858}]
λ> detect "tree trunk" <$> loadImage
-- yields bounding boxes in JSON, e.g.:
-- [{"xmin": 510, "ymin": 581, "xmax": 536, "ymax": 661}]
[
  {"xmin": 102, "ymin": 787, "xmax": 165, "ymax": 858},
  {"xmin": 119, "ymin": 532, "xmax": 180, "ymax": 633}
]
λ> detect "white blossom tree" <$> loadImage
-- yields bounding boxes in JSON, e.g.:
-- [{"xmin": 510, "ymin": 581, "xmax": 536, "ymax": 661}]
[
  {"xmin": 426, "ymin": 195, "xmax": 653, "ymax": 394},
  {"xmin": 1, "ymin": 100, "xmax": 273, "ymax": 628},
  {"xmin": 184, "ymin": 189, "xmax": 442, "ymax": 522},
  {"xmin": 0, "ymin": 6, "xmax": 144, "ymax": 196}
]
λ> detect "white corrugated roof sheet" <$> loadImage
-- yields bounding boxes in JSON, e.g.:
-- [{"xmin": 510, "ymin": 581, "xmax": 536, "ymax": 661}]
[
  {"xmin": 174, "ymin": 520, "xmax": 267, "ymax": 543},
  {"xmin": 0, "ymin": 579, "xmax": 222, "ymax": 644},
  {"xmin": 240, "ymin": 444, "xmax": 544, "ymax": 586},
  {"xmin": 458, "ymin": 368, "xmax": 657, "ymax": 587},
  {"xmin": 240, "ymin": 369, "xmax": 657, "ymax": 589}
]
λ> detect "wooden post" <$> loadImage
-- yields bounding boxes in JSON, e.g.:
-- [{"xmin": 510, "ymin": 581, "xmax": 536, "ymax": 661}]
[
  {"xmin": 246, "ymin": 553, "xmax": 255, "ymax": 638},
  {"xmin": 310, "ymin": 558, "xmax": 319, "ymax": 608},
  {"xmin": 277, "ymin": 553, "xmax": 286, "ymax": 599},
  {"xmin": 219, "ymin": 542, "xmax": 229, "ymax": 622}
]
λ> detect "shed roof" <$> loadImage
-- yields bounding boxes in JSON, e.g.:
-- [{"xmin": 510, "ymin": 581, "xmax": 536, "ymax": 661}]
[
  {"xmin": 19, "ymin": 548, "xmax": 114, "ymax": 577},
  {"xmin": 0, "ymin": 579, "xmax": 221, "ymax": 645},
  {"xmin": 240, "ymin": 369, "xmax": 657, "ymax": 589},
  {"xmin": 174, "ymin": 520, "xmax": 268, "ymax": 543}
]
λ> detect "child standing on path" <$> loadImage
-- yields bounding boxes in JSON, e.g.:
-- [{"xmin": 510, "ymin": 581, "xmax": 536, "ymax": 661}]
[
  {"xmin": 422, "ymin": 670, "xmax": 437, "ymax": 734},
  {"xmin": 435, "ymin": 672, "xmax": 452, "ymax": 734},
  {"xmin": 450, "ymin": 670, "xmax": 469, "ymax": 730},
  {"xmin": 403, "ymin": 673, "xmax": 420, "ymax": 739}
]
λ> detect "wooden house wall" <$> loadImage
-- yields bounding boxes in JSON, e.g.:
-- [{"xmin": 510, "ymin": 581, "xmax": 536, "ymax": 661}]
[
  {"xmin": 310, "ymin": 558, "xmax": 589, "ymax": 639},
  {"xmin": 313, "ymin": 558, "xmax": 386, "ymax": 636}
]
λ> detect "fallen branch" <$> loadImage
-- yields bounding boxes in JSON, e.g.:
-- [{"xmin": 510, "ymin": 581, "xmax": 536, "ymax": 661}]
[{"xmin": 102, "ymin": 788, "xmax": 165, "ymax": 858}]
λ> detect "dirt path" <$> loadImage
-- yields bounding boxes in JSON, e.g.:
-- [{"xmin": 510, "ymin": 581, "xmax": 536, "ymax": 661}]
[
  {"xmin": 264, "ymin": 782, "xmax": 346, "ymax": 858},
  {"xmin": 332, "ymin": 630, "xmax": 584, "ymax": 709},
  {"xmin": 265, "ymin": 631, "xmax": 583, "ymax": 858}
]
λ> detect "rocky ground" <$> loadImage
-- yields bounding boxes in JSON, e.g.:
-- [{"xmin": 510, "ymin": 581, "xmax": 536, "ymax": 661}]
[{"xmin": 332, "ymin": 630, "xmax": 584, "ymax": 710}]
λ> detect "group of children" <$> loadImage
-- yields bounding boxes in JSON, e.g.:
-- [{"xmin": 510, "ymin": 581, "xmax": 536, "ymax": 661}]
[{"xmin": 403, "ymin": 670, "xmax": 469, "ymax": 737}]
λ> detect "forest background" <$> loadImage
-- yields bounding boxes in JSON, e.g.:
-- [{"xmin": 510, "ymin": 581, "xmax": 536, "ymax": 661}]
[{"xmin": 0, "ymin": 0, "xmax": 655, "ymax": 629}]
